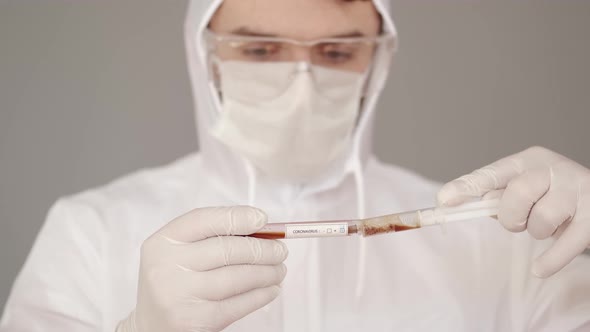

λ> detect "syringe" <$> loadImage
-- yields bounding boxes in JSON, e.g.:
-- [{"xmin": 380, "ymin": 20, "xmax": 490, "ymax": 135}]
[{"xmin": 250, "ymin": 199, "xmax": 499, "ymax": 239}]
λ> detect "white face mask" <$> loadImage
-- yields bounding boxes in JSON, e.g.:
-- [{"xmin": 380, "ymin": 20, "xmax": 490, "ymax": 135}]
[{"xmin": 211, "ymin": 60, "xmax": 366, "ymax": 183}]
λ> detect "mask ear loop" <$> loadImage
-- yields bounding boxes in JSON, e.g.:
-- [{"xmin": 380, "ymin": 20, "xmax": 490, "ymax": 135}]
[
  {"xmin": 353, "ymin": 158, "xmax": 367, "ymax": 301},
  {"xmin": 211, "ymin": 59, "xmax": 221, "ymax": 95},
  {"xmin": 207, "ymin": 55, "xmax": 223, "ymax": 109}
]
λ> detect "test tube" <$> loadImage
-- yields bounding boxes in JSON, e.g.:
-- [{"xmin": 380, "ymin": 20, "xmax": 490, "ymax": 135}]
[
  {"xmin": 250, "ymin": 220, "xmax": 360, "ymax": 239},
  {"xmin": 250, "ymin": 216, "xmax": 419, "ymax": 239},
  {"xmin": 249, "ymin": 199, "xmax": 499, "ymax": 240}
]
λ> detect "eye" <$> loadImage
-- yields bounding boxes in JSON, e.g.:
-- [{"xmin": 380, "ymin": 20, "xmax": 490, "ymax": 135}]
[
  {"xmin": 317, "ymin": 43, "xmax": 356, "ymax": 63},
  {"xmin": 240, "ymin": 42, "xmax": 282, "ymax": 60},
  {"xmin": 324, "ymin": 50, "xmax": 352, "ymax": 61}
]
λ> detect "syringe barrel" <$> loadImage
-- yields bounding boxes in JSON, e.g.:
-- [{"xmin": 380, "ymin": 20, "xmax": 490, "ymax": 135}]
[{"xmin": 418, "ymin": 199, "xmax": 500, "ymax": 226}]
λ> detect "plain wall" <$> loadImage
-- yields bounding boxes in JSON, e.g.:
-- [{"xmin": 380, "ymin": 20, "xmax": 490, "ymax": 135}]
[{"xmin": 1, "ymin": 0, "xmax": 589, "ymax": 313}]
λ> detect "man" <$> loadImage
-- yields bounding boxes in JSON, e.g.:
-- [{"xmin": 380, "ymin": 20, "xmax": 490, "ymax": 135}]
[{"xmin": 2, "ymin": 0, "xmax": 589, "ymax": 331}]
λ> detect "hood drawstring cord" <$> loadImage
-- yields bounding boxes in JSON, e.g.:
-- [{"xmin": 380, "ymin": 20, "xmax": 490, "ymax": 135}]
[
  {"xmin": 244, "ymin": 159, "xmax": 257, "ymax": 207},
  {"xmin": 353, "ymin": 157, "xmax": 367, "ymax": 302}
]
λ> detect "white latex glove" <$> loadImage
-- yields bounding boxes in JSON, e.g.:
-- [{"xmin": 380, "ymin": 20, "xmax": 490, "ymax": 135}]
[
  {"xmin": 438, "ymin": 146, "xmax": 590, "ymax": 278},
  {"xmin": 116, "ymin": 206, "xmax": 288, "ymax": 332}
]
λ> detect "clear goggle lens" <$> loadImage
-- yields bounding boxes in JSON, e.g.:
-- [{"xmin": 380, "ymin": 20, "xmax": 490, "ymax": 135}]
[{"xmin": 205, "ymin": 30, "xmax": 397, "ymax": 101}]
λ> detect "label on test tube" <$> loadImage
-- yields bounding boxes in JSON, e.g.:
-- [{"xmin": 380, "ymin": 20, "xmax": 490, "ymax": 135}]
[{"xmin": 285, "ymin": 223, "xmax": 349, "ymax": 239}]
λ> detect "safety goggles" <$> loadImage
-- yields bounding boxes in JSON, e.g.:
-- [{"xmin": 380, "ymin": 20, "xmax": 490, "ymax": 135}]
[
  {"xmin": 204, "ymin": 29, "xmax": 397, "ymax": 99},
  {"xmin": 204, "ymin": 29, "xmax": 397, "ymax": 73}
]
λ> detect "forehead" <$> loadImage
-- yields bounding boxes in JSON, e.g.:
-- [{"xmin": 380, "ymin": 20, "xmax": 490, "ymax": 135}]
[{"xmin": 208, "ymin": 0, "xmax": 381, "ymax": 39}]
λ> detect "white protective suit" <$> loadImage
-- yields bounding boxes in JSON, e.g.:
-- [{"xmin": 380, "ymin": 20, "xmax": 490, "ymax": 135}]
[{"xmin": 2, "ymin": 1, "xmax": 590, "ymax": 331}]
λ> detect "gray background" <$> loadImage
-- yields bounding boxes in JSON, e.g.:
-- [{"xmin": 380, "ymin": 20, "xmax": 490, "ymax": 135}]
[{"xmin": 1, "ymin": 0, "xmax": 589, "ymax": 313}]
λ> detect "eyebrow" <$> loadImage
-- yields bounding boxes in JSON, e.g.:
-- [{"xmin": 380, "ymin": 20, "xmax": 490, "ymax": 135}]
[
  {"xmin": 230, "ymin": 27, "xmax": 367, "ymax": 39},
  {"xmin": 230, "ymin": 27, "xmax": 277, "ymax": 37}
]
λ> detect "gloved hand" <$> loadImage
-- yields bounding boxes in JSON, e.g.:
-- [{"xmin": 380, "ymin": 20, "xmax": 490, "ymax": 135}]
[
  {"xmin": 438, "ymin": 146, "xmax": 590, "ymax": 278},
  {"xmin": 116, "ymin": 206, "xmax": 288, "ymax": 332}
]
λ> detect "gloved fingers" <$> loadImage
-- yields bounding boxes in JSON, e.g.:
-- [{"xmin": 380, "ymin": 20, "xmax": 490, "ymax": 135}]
[
  {"xmin": 482, "ymin": 189, "xmax": 504, "ymax": 200},
  {"xmin": 481, "ymin": 190, "xmax": 504, "ymax": 220},
  {"xmin": 144, "ymin": 286, "xmax": 281, "ymax": 332},
  {"xmin": 527, "ymin": 190, "xmax": 577, "ymax": 240},
  {"xmin": 532, "ymin": 215, "xmax": 590, "ymax": 278},
  {"xmin": 217, "ymin": 285, "xmax": 282, "ymax": 326},
  {"xmin": 157, "ymin": 206, "xmax": 267, "ymax": 243},
  {"xmin": 497, "ymin": 168, "xmax": 551, "ymax": 232},
  {"xmin": 437, "ymin": 146, "xmax": 563, "ymax": 207},
  {"xmin": 187, "ymin": 264, "xmax": 287, "ymax": 301},
  {"xmin": 173, "ymin": 236, "xmax": 288, "ymax": 271},
  {"xmin": 437, "ymin": 158, "xmax": 522, "ymax": 207},
  {"xmin": 552, "ymin": 219, "xmax": 571, "ymax": 239}
]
